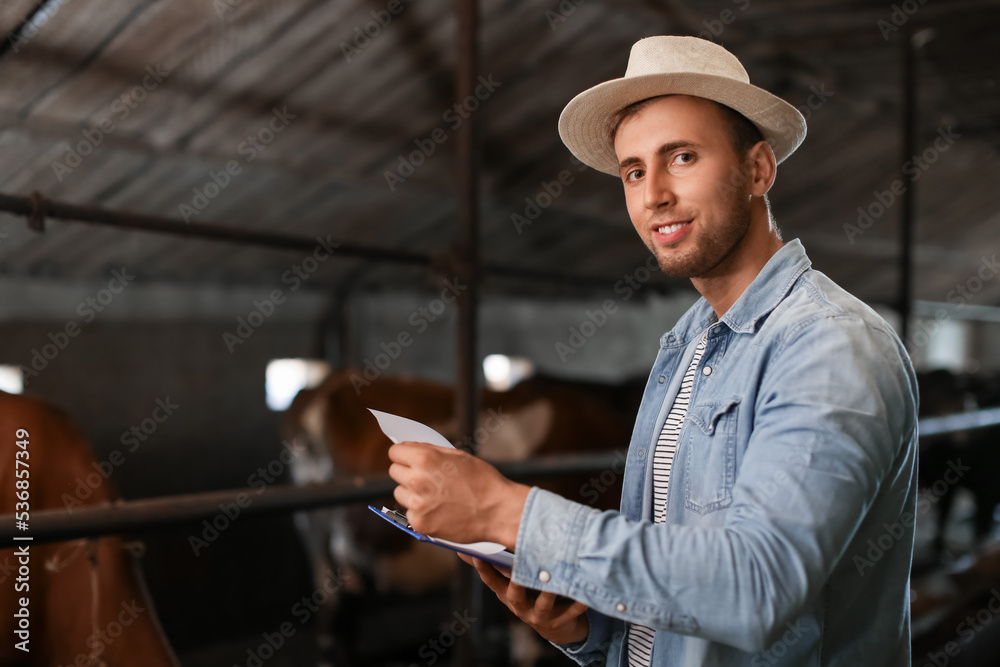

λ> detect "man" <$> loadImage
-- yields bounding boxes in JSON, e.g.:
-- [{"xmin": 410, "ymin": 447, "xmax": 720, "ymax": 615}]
[{"xmin": 388, "ymin": 36, "xmax": 918, "ymax": 666}]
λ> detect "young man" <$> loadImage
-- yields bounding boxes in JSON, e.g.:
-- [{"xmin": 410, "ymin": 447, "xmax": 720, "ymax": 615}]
[{"xmin": 388, "ymin": 36, "xmax": 918, "ymax": 666}]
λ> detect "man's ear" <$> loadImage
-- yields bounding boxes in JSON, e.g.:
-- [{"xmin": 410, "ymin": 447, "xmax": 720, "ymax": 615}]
[{"xmin": 747, "ymin": 140, "xmax": 777, "ymax": 197}]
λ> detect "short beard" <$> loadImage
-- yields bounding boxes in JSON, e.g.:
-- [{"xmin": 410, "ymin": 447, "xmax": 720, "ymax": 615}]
[{"xmin": 648, "ymin": 179, "xmax": 754, "ymax": 280}]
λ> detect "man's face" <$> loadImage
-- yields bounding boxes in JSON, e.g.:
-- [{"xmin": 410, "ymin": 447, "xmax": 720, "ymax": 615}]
[{"xmin": 614, "ymin": 95, "xmax": 754, "ymax": 279}]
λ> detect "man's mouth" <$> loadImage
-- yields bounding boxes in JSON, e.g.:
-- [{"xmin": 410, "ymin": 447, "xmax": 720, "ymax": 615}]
[
  {"xmin": 652, "ymin": 220, "xmax": 692, "ymax": 242},
  {"xmin": 655, "ymin": 222, "xmax": 689, "ymax": 235}
]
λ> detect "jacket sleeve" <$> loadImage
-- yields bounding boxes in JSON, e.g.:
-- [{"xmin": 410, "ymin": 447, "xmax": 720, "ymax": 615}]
[
  {"xmin": 550, "ymin": 608, "xmax": 623, "ymax": 666},
  {"xmin": 511, "ymin": 316, "xmax": 917, "ymax": 653}
]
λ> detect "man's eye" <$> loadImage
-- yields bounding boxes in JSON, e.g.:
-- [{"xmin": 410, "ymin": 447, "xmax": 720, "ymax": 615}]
[
  {"xmin": 674, "ymin": 153, "xmax": 693, "ymax": 164},
  {"xmin": 625, "ymin": 169, "xmax": 644, "ymax": 182}
]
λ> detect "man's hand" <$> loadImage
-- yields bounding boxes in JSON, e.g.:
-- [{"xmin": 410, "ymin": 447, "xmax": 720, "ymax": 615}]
[
  {"xmin": 459, "ymin": 553, "xmax": 589, "ymax": 645},
  {"xmin": 387, "ymin": 441, "xmax": 531, "ymax": 549}
]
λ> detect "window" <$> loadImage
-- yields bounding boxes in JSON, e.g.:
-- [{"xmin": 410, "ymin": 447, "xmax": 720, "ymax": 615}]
[
  {"xmin": 265, "ymin": 359, "xmax": 331, "ymax": 411},
  {"xmin": 483, "ymin": 354, "xmax": 534, "ymax": 392},
  {"xmin": 923, "ymin": 318, "xmax": 967, "ymax": 373},
  {"xmin": 0, "ymin": 365, "xmax": 23, "ymax": 394}
]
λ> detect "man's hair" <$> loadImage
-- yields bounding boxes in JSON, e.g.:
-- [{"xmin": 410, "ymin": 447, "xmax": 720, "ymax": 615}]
[{"xmin": 606, "ymin": 95, "xmax": 765, "ymax": 157}]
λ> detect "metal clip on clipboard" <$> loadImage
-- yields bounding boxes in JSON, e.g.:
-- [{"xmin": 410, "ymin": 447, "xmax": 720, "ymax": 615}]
[{"xmin": 369, "ymin": 505, "xmax": 515, "ymax": 569}]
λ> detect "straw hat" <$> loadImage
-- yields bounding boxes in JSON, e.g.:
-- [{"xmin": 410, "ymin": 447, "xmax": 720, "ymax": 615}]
[{"xmin": 558, "ymin": 36, "xmax": 807, "ymax": 176}]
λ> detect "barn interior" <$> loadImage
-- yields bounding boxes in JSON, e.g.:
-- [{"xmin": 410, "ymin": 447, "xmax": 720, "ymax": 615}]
[{"xmin": 1, "ymin": 0, "xmax": 999, "ymax": 665}]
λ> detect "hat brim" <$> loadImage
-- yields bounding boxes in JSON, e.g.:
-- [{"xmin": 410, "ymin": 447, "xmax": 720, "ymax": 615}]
[{"xmin": 558, "ymin": 72, "xmax": 807, "ymax": 176}]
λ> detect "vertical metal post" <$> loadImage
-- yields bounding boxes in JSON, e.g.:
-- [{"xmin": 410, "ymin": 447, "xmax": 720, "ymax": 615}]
[
  {"xmin": 899, "ymin": 28, "xmax": 916, "ymax": 347},
  {"xmin": 453, "ymin": 0, "xmax": 481, "ymax": 665},
  {"xmin": 319, "ymin": 267, "xmax": 368, "ymax": 367},
  {"xmin": 454, "ymin": 0, "xmax": 480, "ymax": 449}
]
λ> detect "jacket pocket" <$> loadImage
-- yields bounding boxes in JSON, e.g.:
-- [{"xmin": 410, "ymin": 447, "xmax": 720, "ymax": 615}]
[{"xmin": 682, "ymin": 397, "xmax": 741, "ymax": 514}]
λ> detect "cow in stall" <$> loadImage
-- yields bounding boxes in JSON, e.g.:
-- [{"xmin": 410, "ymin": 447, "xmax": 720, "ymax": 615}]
[
  {"xmin": 0, "ymin": 391, "xmax": 179, "ymax": 667},
  {"xmin": 284, "ymin": 370, "xmax": 635, "ymax": 665}
]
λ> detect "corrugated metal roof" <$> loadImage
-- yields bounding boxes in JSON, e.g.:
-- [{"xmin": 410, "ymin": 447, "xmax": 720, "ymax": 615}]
[{"xmin": 0, "ymin": 0, "xmax": 997, "ymax": 305}]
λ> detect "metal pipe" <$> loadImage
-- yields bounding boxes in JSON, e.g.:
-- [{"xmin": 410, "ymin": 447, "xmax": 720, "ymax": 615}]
[
  {"xmin": 0, "ymin": 192, "xmax": 432, "ymax": 266},
  {"xmin": 2, "ymin": 478, "xmax": 394, "ymax": 547},
  {"xmin": 916, "ymin": 405, "xmax": 1000, "ymax": 437},
  {"xmin": 453, "ymin": 0, "xmax": 480, "ymax": 456},
  {"xmin": 319, "ymin": 265, "xmax": 370, "ymax": 366},
  {"xmin": 898, "ymin": 28, "xmax": 917, "ymax": 346},
  {"xmin": 0, "ymin": 191, "xmax": 672, "ymax": 295},
  {"xmin": 0, "ymin": 394, "xmax": 983, "ymax": 547},
  {"xmin": 914, "ymin": 300, "xmax": 1000, "ymax": 324},
  {"xmin": 0, "ymin": 452, "xmax": 623, "ymax": 547},
  {"xmin": 0, "ymin": 400, "xmax": 980, "ymax": 544},
  {"xmin": 453, "ymin": 1, "xmax": 481, "ymax": 663}
]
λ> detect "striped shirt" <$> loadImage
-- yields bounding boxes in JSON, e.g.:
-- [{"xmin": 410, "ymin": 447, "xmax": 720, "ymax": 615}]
[{"xmin": 627, "ymin": 330, "xmax": 710, "ymax": 667}]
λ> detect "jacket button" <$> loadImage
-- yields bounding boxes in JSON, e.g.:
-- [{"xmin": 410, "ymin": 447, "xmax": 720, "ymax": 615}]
[
  {"xmin": 616, "ymin": 602, "xmax": 627, "ymax": 612},
  {"xmin": 657, "ymin": 375, "xmax": 665, "ymax": 384},
  {"xmin": 702, "ymin": 366, "xmax": 712, "ymax": 376},
  {"xmin": 637, "ymin": 449, "xmax": 646, "ymax": 459},
  {"xmin": 538, "ymin": 570, "xmax": 551, "ymax": 583}
]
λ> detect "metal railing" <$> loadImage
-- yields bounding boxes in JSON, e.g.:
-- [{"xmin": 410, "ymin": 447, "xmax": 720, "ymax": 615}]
[
  {"xmin": 4, "ymin": 402, "xmax": 999, "ymax": 548},
  {"xmin": 0, "ymin": 452, "xmax": 623, "ymax": 547}
]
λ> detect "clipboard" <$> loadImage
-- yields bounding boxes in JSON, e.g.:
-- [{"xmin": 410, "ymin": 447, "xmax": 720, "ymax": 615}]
[
  {"xmin": 368, "ymin": 505, "xmax": 515, "ymax": 569},
  {"xmin": 366, "ymin": 409, "xmax": 515, "ymax": 570}
]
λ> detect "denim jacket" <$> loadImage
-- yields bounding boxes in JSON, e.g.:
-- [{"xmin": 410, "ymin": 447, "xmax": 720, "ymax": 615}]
[{"xmin": 511, "ymin": 239, "xmax": 919, "ymax": 666}]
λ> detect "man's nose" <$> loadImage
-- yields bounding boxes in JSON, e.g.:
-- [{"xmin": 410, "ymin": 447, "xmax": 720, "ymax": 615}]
[{"xmin": 643, "ymin": 167, "xmax": 674, "ymax": 211}]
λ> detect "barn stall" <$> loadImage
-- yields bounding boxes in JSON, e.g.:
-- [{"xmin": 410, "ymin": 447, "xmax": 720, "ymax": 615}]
[{"xmin": 0, "ymin": 0, "xmax": 999, "ymax": 665}]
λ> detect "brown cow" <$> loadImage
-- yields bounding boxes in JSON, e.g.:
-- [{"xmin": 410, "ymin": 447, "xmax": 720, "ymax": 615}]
[
  {"xmin": 0, "ymin": 391, "xmax": 179, "ymax": 667},
  {"xmin": 284, "ymin": 370, "xmax": 632, "ymax": 664}
]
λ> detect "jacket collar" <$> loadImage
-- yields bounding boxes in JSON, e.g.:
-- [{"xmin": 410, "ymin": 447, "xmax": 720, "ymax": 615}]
[{"xmin": 660, "ymin": 238, "xmax": 812, "ymax": 347}]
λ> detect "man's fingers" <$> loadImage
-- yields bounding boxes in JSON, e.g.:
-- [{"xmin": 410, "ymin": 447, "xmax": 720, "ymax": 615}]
[
  {"xmin": 390, "ymin": 462, "xmax": 442, "ymax": 509},
  {"xmin": 470, "ymin": 557, "xmax": 511, "ymax": 596},
  {"xmin": 470, "ymin": 558, "xmax": 501, "ymax": 585},
  {"xmin": 490, "ymin": 563, "xmax": 512, "ymax": 580},
  {"xmin": 392, "ymin": 485, "xmax": 415, "ymax": 510},
  {"xmin": 534, "ymin": 591, "xmax": 556, "ymax": 615},
  {"xmin": 388, "ymin": 441, "xmax": 446, "ymax": 465},
  {"xmin": 388, "ymin": 462, "xmax": 418, "ymax": 486},
  {"xmin": 465, "ymin": 556, "xmax": 586, "ymax": 631},
  {"xmin": 552, "ymin": 600, "xmax": 589, "ymax": 624},
  {"xmin": 505, "ymin": 580, "xmax": 529, "ymax": 610}
]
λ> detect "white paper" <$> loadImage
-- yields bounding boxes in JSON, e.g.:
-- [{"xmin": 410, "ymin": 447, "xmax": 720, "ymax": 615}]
[
  {"xmin": 429, "ymin": 537, "xmax": 508, "ymax": 555},
  {"xmin": 433, "ymin": 538, "xmax": 514, "ymax": 568},
  {"xmin": 369, "ymin": 408, "xmax": 514, "ymax": 567},
  {"xmin": 368, "ymin": 409, "xmax": 455, "ymax": 448}
]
